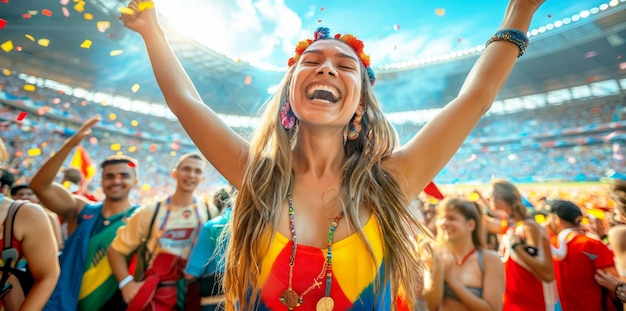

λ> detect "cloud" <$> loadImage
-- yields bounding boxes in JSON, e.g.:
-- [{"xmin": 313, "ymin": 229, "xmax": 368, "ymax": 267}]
[{"xmin": 158, "ymin": 0, "xmax": 303, "ymax": 65}]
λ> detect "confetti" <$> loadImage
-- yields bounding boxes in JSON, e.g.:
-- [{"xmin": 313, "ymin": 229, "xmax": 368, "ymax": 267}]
[
  {"xmin": 17, "ymin": 112, "xmax": 27, "ymax": 121},
  {"xmin": 15, "ymin": 46, "xmax": 22, "ymax": 52},
  {"xmin": 119, "ymin": 7, "xmax": 134, "ymax": 15},
  {"xmin": 169, "ymin": 151, "xmax": 177, "ymax": 157},
  {"xmin": 22, "ymin": 14, "xmax": 32, "ymax": 19},
  {"xmin": 89, "ymin": 137, "xmax": 98, "ymax": 144},
  {"xmin": 97, "ymin": 21, "xmax": 110, "ymax": 32},
  {"xmin": 435, "ymin": 8, "xmax": 445, "ymax": 16},
  {"xmin": 128, "ymin": 146, "xmax": 137, "ymax": 153},
  {"xmin": 80, "ymin": 39, "xmax": 92, "ymax": 48},
  {"xmin": 457, "ymin": 37, "xmax": 462, "ymax": 43},
  {"xmin": 62, "ymin": 7, "xmax": 70, "ymax": 17},
  {"xmin": 127, "ymin": 161, "xmax": 136, "ymax": 167},
  {"xmin": 27, "ymin": 148, "xmax": 42, "ymax": 157},
  {"xmin": 74, "ymin": 1, "xmax": 85, "ymax": 12},
  {"xmin": 320, "ymin": 7, "xmax": 324, "ymax": 11},
  {"xmin": 468, "ymin": 192, "xmax": 480, "ymax": 202},
  {"xmin": 584, "ymin": 51, "xmax": 597, "ymax": 58},
  {"xmin": 131, "ymin": 83, "xmax": 140, "ymax": 93},
  {"xmin": 1, "ymin": 40, "xmax": 13, "ymax": 52},
  {"xmin": 28, "ymin": 10, "xmax": 38, "ymax": 15},
  {"xmin": 317, "ymin": 19, "xmax": 322, "ymax": 23},
  {"xmin": 109, "ymin": 49, "xmax": 123, "ymax": 56},
  {"xmin": 0, "ymin": 19, "xmax": 7, "ymax": 29},
  {"xmin": 25, "ymin": 34, "xmax": 35, "ymax": 41},
  {"xmin": 2, "ymin": 69, "xmax": 10, "ymax": 75},
  {"xmin": 62, "ymin": 181, "xmax": 72, "ymax": 189},
  {"xmin": 23, "ymin": 84, "xmax": 36, "ymax": 91},
  {"xmin": 38, "ymin": 38, "xmax": 50, "ymax": 47},
  {"xmin": 586, "ymin": 76, "xmax": 598, "ymax": 83},
  {"xmin": 137, "ymin": 1, "xmax": 155, "ymax": 11},
  {"xmin": 130, "ymin": 120, "xmax": 138, "ymax": 126},
  {"xmin": 115, "ymin": 121, "xmax": 122, "ymax": 128},
  {"xmin": 42, "ymin": 9, "xmax": 53, "ymax": 16},
  {"xmin": 534, "ymin": 214, "xmax": 546, "ymax": 223},
  {"xmin": 393, "ymin": 24, "xmax": 400, "ymax": 31},
  {"xmin": 141, "ymin": 184, "xmax": 151, "ymax": 191},
  {"xmin": 60, "ymin": 0, "xmax": 70, "ymax": 5},
  {"xmin": 149, "ymin": 144, "xmax": 157, "ymax": 152},
  {"xmin": 547, "ymin": 14, "xmax": 552, "ymax": 18},
  {"xmin": 109, "ymin": 113, "xmax": 117, "ymax": 120},
  {"xmin": 244, "ymin": 75, "xmax": 252, "ymax": 85},
  {"xmin": 110, "ymin": 143, "xmax": 121, "ymax": 151},
  {"xmin": 84, "ymin": 13, "xmax": 93, "ymax": 20}
]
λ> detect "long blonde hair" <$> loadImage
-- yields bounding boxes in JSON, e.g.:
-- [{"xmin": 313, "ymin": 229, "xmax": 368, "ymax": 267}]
[{"xmin": 224, "ymin": 40, "xmax": 427, "ymax": 310}]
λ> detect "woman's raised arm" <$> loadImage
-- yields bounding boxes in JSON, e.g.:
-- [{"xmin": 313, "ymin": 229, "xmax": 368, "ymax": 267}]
[
  {"xmin": 387, "ymin": 0, "xmax": 545, "ymax": 200},
  {"xmin": 121, "ymin": 0, "xmax": 249, "ymax": 188}
]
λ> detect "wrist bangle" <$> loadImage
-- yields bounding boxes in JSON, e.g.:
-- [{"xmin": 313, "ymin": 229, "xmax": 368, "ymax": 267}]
[
  {"xmin": 485, "ymin": 28, "xmax": 529, "ymax": 58},
  {"xmin": 118, "ymin": 275, "xmax": 134, "ymax": 289},
  {"xmin": 511, "ymin": 242, "xmax": 523, "ymax": 251},
  {"xmin": 616, "ymin": 282, "xmax": 626, "ymax": 302}
]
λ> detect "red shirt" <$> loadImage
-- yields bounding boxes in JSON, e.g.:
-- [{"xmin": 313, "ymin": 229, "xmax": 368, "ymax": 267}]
[{"xmin": 552, "ymin": 234, "xmax": 615, "ymax": 311}]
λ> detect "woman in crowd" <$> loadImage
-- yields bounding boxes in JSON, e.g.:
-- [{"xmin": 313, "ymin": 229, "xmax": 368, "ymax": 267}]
[
  {"xmin": 121, "ymin": 0, "xmax": 545, "ymax": 309},
  {"xmin": 427, "ymin": 198, "xmax": 504, "ymax": 311},
  {"xmin": 0, "ymin": 138, "xmax": 60, "ymax": 310},
  {"xmin": 490, "ymin": 178, "xmax": 556, "ymax": 310}
]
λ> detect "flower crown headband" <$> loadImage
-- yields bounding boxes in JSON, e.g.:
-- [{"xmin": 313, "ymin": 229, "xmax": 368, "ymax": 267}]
[{"xmin": 288, "ymin": 27, "xmax": 376, "ymax": 86}]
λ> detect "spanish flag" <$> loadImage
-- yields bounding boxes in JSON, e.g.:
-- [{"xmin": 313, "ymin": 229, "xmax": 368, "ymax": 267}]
[{"xmin": 70, "ymin": 145, "xmax": 96, "ymax": 181}]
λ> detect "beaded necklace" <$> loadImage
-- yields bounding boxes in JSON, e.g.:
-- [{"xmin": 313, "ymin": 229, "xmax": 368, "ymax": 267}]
[{"xmin": 280, "ymin": 195, "xmax": 343, "ymax": 311}]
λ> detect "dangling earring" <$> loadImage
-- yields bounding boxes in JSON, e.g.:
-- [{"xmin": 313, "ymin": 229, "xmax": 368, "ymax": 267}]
[
  {"xmin": 280, "ymin": 101, "xmax": 297, "ymax": 130},
  {"xmin": 347, "ymin": 111, "xmax": 362, "ymax": 141}
]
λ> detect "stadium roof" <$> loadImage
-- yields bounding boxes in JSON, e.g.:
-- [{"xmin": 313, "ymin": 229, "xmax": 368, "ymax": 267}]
[{"xmin": 0, "ymin": 1, "xmax": 624, "ymax": 118}]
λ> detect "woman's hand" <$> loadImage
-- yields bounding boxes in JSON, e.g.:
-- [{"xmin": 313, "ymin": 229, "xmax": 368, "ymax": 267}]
[{"xmin": 120, "ymin": 0, "xmax": 160, "ymax": 36}]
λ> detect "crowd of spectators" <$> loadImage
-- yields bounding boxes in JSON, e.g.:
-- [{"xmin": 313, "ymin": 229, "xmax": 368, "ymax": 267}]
[{"xmin": 1, "ymin": 71, "xmax": 625, "ymax": 203}]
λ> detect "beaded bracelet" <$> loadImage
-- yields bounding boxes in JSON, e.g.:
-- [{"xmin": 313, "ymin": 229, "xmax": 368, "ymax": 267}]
[
  {"xmin": 616, "ymin": 282, "xmax": 626, "ymax": 302},
  {"xmin": 485, "ymin": 28, "xmax": 529, "ymax": 58}
]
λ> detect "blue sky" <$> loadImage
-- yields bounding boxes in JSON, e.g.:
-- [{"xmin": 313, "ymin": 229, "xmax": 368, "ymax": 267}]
[{"xmin": 157, "ymin": 0, "xmax": 612, "ymax": 68}]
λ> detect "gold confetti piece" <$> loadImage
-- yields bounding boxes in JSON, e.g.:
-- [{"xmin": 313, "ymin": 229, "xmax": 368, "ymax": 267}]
[
  {"xmin": 141, "ymin": 184, "xmax": 151, "ymax": 191},
  {"xmin": 109, "ymin": 113, "xmax": 117, "ymax": 120},
  {"xmin": 74, "ymin": 1, "xmax": 85, "ymax": 13},
  {"xmin": 101, "ymin": 101, "xmax": 108, "ymax": 106},
  {"xmin": 97, "ymin": 21, "xmax": 110, "ymax": 32},
  {"xmin": 128, "ymin": 146, "xmax": 137, "ymax": 153},
  {"xmin": 435, "ymin": 8, "xmax": 445, "ymax": 16},
  {"xmin": 80, "ymin": 39, "xmax": 92, "ymax": 48},
  {"xmin": 468, "ymin": 192, "xmax": 480, "ymax": 202},
  {"xmin": 28, "ymin": 10, "xmax": 38, "ymax": 15},
  {"xmin": 109, "ymin": 49, "xmax": 123, "ymax": 56},
  {"xmin": 131, "ymin": 83, "xmax": 140, "ymax": 93},
  {"xmin": 1, "ymin": 40, "xmax": 14, "ymax": 52},
  {"xmin": 24, "ymin": 34, "xmax": 35, "ymax": 41},
  {"xmin": 169, "ymin": 151, "xmax": 177, "ymax": 157},
  {"xmin": 62, "ymin": 181, "xmax": 72, "ymax": 189},
  {"xmin": 84, "ymin": 13, "xmax": 93, "ymax": 20},
  {"xmin": 110, "ymin": 143, "xmax": 121, "ymax": 151},
  {"xmin": 137, "ymin": 1, "xmax": 155, "ymax": 11},
  {"xmin": 27, "ymin": 148, "xmax": 42, "ymax": 156},
  {"xmin": 130, "ymin": 120, "xmax": 138, "ymax": 127},
  {"xmin": 119, "ymin": 7, "xmax": 135, "ymax": 15},
  {"xmin": 2, "ymin": 69, "xmax": 10, "ymax": 76},
  {"xmin": 38, "ymin": 38, "xmax": 50, "ymax": 47},
  {"xmin": 24, "ymin": 84, "xmax": 36, "ymax": 91}
]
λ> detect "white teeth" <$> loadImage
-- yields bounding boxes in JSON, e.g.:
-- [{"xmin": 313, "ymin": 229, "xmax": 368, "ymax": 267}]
[{"xmin": 305, "ymin": 84, "xmax": 341, "ymax": 101}]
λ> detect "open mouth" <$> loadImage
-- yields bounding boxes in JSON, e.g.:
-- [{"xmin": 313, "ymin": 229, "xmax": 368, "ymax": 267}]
[{"xmin": 305, "ymin": 84, "xmax": 341, "ymax": 104}]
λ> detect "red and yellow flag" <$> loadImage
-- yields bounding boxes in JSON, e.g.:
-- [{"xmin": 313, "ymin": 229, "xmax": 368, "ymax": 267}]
[{"xmin": 69, "ymin": 145, "xmax": 96, "ymax": 181}]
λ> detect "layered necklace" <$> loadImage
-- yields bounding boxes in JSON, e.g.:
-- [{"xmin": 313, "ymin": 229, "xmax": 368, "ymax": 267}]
[{"xmin": 280, "ymin": 195, "xmax": 343, "ymax": 311}]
